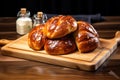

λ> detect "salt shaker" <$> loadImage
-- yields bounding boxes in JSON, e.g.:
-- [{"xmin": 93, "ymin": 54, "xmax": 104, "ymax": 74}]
[
  {"xmin": 33, "ymin": 11, "xmax": 47, "ymax": 27},
  {"xmin": 16, "ymin": 8, "xmax": 32, "ymax": 35}
]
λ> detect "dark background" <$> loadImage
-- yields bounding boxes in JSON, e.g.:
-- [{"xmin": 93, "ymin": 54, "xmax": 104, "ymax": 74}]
[{"xmin": 0, "ymin": 0, "xmax": 120, "ymax": 17}]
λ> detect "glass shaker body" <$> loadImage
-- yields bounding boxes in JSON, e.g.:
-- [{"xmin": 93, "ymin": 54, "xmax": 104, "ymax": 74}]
[
  {"xmin": 16, "ymin": 8, "xmax": 32, "ymax": 35},
  {"xmin": 33, "ymin": 12, "xmax": 47, "ymax": 27},
  {"xmin": 16, "ymin": 17, "xmax": 32, "ymax": 35}
]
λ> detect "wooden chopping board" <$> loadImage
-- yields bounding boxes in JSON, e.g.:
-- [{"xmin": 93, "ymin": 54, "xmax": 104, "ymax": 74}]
[{"xmin": 1, "ymin": 31, "xmax": 120, "ymax": 71}]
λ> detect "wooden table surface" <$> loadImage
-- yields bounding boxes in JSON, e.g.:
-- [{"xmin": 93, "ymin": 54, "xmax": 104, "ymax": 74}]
[{"xmin": 0, "ymin": 16, "xmax": 120, "ymax": 80}]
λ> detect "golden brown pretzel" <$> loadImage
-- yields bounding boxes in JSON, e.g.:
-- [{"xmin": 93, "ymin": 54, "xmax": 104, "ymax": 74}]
[
  {"xmin": 44, "ymin": 34, "xmax": 76, "ymax": 55},
  {"xmin": 28, "ymin": 24, "xmax": 46, "ymax": 50},
  {"xmin": 74, "ymin": 21, "xmax": 99, "ymax": 53},
  {"xmin": 44, "ymin": 15, "xmax": 77, "ymax": 39}
]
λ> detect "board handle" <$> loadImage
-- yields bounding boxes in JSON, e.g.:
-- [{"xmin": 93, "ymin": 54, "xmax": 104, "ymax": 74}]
[
  {"xmin": 0, "ymin": 39, "xmax": 13, "ymax": 45},
  {"xmin": 115, "ymin": 31, "xmax": 120, "ymax": 44}
]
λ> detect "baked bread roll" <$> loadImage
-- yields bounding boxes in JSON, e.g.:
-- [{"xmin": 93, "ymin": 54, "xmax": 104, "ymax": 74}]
[
  {"xmin": 28, "ymin": 24, "xmax": 46, "ymax": 50},
  {"xmin": 44, "ymin": 15, "xmax": 77, "ymax": 39},
  {"xmin": 44, "ymin": 34, "xmax": 76, "ymax": 55},
  {"xmin": 74, "ymin": 21, "xmax": 99, "ymax": 53}
]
